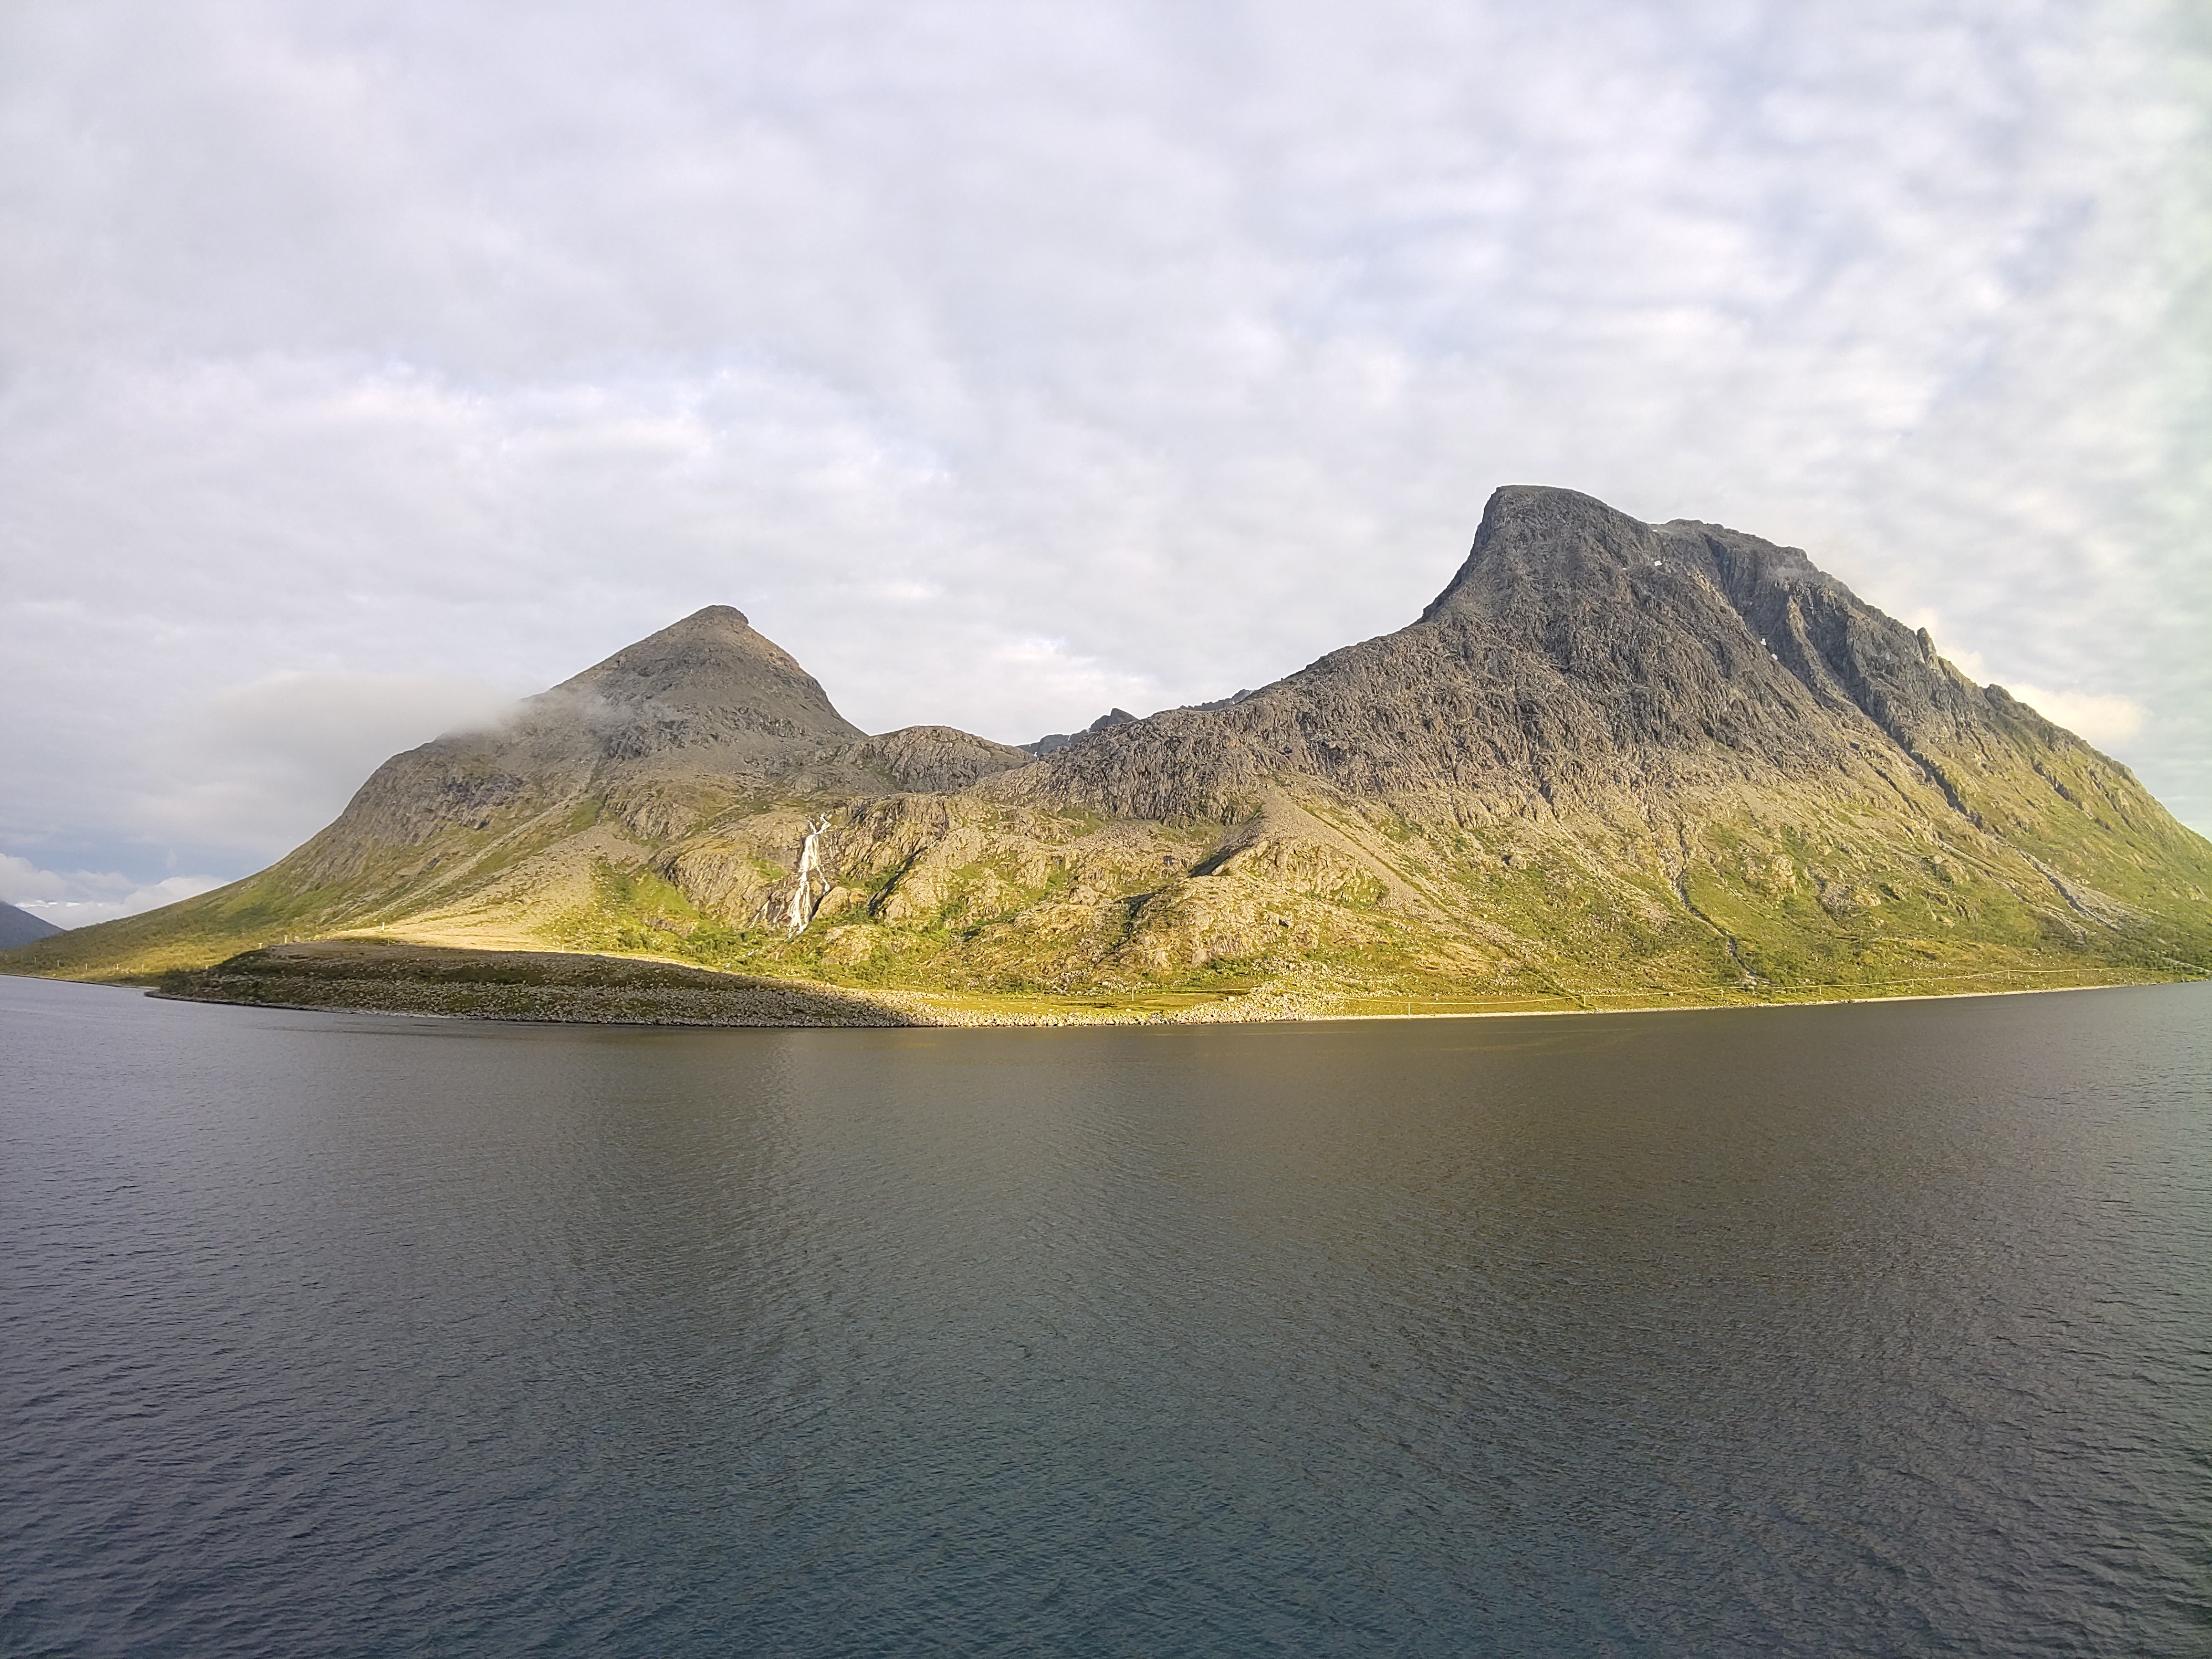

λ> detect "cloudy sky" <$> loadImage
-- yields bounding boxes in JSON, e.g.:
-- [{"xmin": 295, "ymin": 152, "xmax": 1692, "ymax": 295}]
[{"xmin": 4, "ymin": 0, "xmax": 2207, "ymax": 924}]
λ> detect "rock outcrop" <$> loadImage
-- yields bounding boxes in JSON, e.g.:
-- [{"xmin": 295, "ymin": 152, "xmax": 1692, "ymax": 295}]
[{"xmin": 852, "ymin": 726, "xmax": 1034, "ymax": 794}]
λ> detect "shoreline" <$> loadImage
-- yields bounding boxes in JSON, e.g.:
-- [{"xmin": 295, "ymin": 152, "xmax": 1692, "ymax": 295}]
[
  {"xmin": 107, "ymin": 966, "xmax": 2202, "ymax": 1031},
  {"xmin": 1301, "ymin": 975, "xmax": 2193, "ymax": 1021},
  {"xmin": 12, "ymin": 933, "xmax": 2200, "ymax": 1030}
]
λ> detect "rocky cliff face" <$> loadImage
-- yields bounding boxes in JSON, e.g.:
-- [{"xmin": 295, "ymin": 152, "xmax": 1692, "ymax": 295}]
[
  {"xmin": 13, "ymin": 487, "xmax": 2210, "ymax": 1011},
  {"xmin": 1031, "ymin": 487, "xmax": 2023, "ymax": 825}
]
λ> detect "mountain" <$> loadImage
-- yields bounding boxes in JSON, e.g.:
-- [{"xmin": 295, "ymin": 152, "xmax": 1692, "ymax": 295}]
[
  {"xmin": 0, "ymin": 900, "xmax": 62, "ymax": 950},
  {"xmin": 8, "ymin": 487, "xmax": 2209, "ymax": 1019},
  {"xmin": 281, "ymin": 603, "xmax": 1028, "ymax": 886}
]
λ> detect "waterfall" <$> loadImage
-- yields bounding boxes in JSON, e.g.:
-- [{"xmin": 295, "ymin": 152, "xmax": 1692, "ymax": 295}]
[{"xmin": 785, "ymin": 816, "xmax": 831, "ymax": 937}]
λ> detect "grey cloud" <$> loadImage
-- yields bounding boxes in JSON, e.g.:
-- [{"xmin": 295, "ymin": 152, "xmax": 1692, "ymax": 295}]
[
  {"xmin": 144, "ymin": 671, "xmax": 525, "ymax": 858},
  {"xmin": 2, "ymin": 0, "xmax": 2206, "ymax": 895}
]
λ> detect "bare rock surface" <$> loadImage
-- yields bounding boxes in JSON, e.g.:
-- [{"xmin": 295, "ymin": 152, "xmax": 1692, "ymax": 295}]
[
  {"xmin": 1025, "ymin": 487, "xmax": 1991, "ymax": 825},
  {"xmin": 851, "ymin": 726, "xmax": 1035, "ymax": 793}
]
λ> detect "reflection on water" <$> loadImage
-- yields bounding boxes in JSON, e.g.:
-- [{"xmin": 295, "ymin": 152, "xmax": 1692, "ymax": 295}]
[{"xmin": 3, "ymin": 979, "xmax": 2208, "ymax": 1656}]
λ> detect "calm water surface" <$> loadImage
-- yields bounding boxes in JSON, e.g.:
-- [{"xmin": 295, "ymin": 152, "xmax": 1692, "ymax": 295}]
[{"xmin": 3, "ymin": 978, "xmax": 2208, "ymax": 1656}]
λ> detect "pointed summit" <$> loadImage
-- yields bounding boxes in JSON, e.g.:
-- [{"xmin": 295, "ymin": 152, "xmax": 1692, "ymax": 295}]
[
  {"xmin": 1027, "ymin": 482, "xmax": 2162, "ymax": 852},
  {"xmin": 274, "ymin": 607, "xmax": 874, "ymax": 885},
  {"xmin": 539, "ymin": 605, "xmax": 864, "ymax": 755},
  {"xmin": 1422, "ymin": 485, "xmax": 1668, "ymax": 621}
]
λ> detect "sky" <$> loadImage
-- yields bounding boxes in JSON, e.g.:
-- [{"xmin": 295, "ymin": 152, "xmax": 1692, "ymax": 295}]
[{"xmin": 4, "ymin": 0, "xmax": 2208, "ymax": 926}]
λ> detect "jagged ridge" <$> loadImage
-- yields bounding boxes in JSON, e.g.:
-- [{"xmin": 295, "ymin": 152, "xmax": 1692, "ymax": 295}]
[{"xmin": 1030, "ymin": 487, "xmax": 2051, "ymax": 825}]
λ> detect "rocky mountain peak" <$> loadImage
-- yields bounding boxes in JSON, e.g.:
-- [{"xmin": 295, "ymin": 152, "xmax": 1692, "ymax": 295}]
[
  {"xmin": 544, "ymin": 605, "xmax": 858, "ymax": 739},
  {"xmin": 1420, "ymin": 485, "xmax": 1661, "ymax": 622},
  {"xmin": 1024, "ymin": 483, "xmax": 2121, "ymax": 833},
  {"xmin": 280, "ymin": 601, "xmax": 1019, "ymax": 881}
]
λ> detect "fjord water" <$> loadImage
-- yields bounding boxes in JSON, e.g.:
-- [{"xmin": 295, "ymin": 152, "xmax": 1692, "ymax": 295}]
[{"xmin": 3, "ymin": 981, "xmax": 2207, "ymax": 1656}]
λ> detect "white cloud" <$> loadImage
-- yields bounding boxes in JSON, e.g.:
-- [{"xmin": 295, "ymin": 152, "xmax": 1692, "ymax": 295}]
[
  {"xmin": 0, "ymin": 854, "xmax": 223, "ymax": 928},
  {"xmin": 2000, "ymin": 686, "xmax": 2146, "ymax": 749},
  {"xmin": 1902, "ymin": 628, "xmax": 2141, "ymax": 752},
  {"xmin": 1913, "ymin": 630, "xmax": 2147, "ymax": 752},
  {"xmin": 1, "ymin": 0, "xmax": 2206, "ymax": 886},
  {"xmin": 988, "ymin": 636, "xmax": 1162, "ymax": 727},
  {"xmin": 0, "ymin": 853, "xmax": 67, "ymax": 902}
]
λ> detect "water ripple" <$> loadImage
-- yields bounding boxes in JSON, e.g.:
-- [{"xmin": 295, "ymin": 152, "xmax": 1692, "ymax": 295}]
[{"xmin": 3, "ymin": 979, "xmax": 2208, "ymax": 1656}]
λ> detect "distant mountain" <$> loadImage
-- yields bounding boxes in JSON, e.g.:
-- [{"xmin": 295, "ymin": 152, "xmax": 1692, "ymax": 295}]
[
  {"xmin": 1022, "ymin": 693, "xmax": 1255, "ymax": 758},
  {"xmin": 9, "ymin": 487, "xmax": 2209, "ymax": 1018},
  {"xmin": 1020, "ymin": 707, "xmax": 1136, "ymax": 758},
  {"xmin": 0, "ymin": 900, "xmax": 62, "ymax": 950}
]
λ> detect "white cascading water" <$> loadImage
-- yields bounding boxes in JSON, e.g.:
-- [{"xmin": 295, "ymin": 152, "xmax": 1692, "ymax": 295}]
[{"xmin": 785, "ymin": 816, "xmax": 831, "ymax": 936}]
